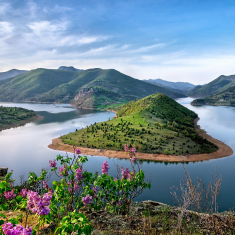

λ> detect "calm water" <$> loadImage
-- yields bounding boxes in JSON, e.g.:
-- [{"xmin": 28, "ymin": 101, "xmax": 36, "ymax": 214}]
[{"xmin": 1, "ymin": 99, "xmax": 235, "ymax": 212}]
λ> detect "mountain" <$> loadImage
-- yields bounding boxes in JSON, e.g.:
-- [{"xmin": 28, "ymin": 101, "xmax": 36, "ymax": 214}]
[
  {"xmin": 0, "ymin": 69, "xmax": 27, "ymax": 81},
  {"xmin": 58, "ymin": 66, "xmax": 83, "ymax": 71},
  {"xmin": 188, "ymin": 75, "xmax": 235, "ymax": 98},
  {"xmin": 0, "ymin": 68, "xmax": 185, "ymax": 110},
  {"xmin": 62, "ymin": 93, "xmax": 218, "ymax": 155},
  {"xmin": 191, "ymin": 85, "xmax": 235, "ymax": 106},
  {"xmin": 144, "ymin": 78, "xmax": 196, "ymax": 92}
]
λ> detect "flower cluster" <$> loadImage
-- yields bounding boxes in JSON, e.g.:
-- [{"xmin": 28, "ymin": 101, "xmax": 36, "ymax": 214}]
[
  {"xmin": 121, "ymin": 167, "xmax": 135, "ymax": 181},
  {"xmin": 75, "ymin": 167, "xmax": 83, "ymax": 181},
  {"xmin": 93, "ymin": 186, "xmax": 97, "ymax": 198},
  {"xmin": 43, "ymin": 180, "xmax": 49, "ymax": 190},
  {"xmin": 18, "ymin": 189, "xmax": 28, "ymax": 198},
  {"xmin": 101, "ymin": 161, "xmax": 110, "ymax": 175},
  {"xmin": 59, "ymin": 165, "xmax": 68, "ymax": 176},
  {"xmin": 4, "ymin": 190, "xmax": 16, "ymax": 200},
  {"xmin": 1, "ymin": 222, "xmax": 32, "ymax": 235},
  {"xmin": 124, "ymin": 144, "xmax": 136, "ymax": 162},
  {"xmin": 49, "ymin": 159, "xmax": 57, "ymax": 167},
  {"xmin": 75, "ymin": 148, "xmax": 81, "ymax": 155},
  {"xmin": 26, "ymin": 191, "xmax": 52, "ymax": 216},
  {"xmin": 82, "ymin": 195, "xmax": 92, "ymax": 205}
]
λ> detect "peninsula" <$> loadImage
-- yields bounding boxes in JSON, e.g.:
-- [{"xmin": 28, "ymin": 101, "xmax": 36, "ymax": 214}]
[{"xmin": 49, "ymin": 94, "xmax": 233, "ymax": 162}]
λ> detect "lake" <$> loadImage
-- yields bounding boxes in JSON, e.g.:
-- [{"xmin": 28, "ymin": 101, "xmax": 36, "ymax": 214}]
[{"xmin": 0, "ymin": 98, "xmax": 235, "ymax": 212}]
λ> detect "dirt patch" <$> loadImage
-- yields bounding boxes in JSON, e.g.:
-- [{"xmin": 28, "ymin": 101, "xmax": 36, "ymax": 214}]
[{"xmin": 48, "ymin": 118, "xmax": 233, "ymax": 162}]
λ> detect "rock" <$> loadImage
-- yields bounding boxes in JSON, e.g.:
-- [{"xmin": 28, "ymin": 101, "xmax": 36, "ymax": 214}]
[{"xmin": 0, "ymin": 167, "xmax": 8, "ymax": 176}]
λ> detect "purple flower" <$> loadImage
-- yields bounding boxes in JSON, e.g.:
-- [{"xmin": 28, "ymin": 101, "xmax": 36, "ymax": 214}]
[
  {"xmin": 101, "ymin": 161, "xmax": 110, "ymax": 175},
  {"xmin": 75, "ymin": 167, "xmax": 83, "ymax": 181},
  {"xmin": 75, "ymin": 149, "xmax": 81, "ymax": 155},
  {"xmin": 49, "ymin": 159, "xmax": 57, "ymax": 167},
  {"xmin": 43, "ymin": 180, "xmax": 49, "ymax": 190},
  {"xmin": 59, "ymin": 165, "xmax": 68, "ymax": 176},
  {"xmin": 74, "ymin": 182, "xmax": 79, "ymax": 191},
  {"xmin": 131, "ymin": 156, "xmax": 136, "ymax": 163},
  {"xmin": 93, "ymin": 186, "xmax": 97, "ymax": 198},
  {"xmin": 121, "ymin": 167, "xmax": 135, "ymax": 180},
  {"xmin": 124, "ymin": 144, "xmax": 128, "ymax": 152},
  {"xmin": 1, "ymin": 222, "xmax": 32, "ymax": 235},
  {"xmin": 4, "ymin": 190, "xmax": 16, "ymax": 200},
  {"xmin": 18, "ymin": 189, "xmax": 28, "ymax": 198},
  {"xmin": 82, "ymin": 195, "xmax": 92, "ymax": 205},
  {"xmin": 26, "ymin": 191, "xmax": 52, "ymax": 216}
]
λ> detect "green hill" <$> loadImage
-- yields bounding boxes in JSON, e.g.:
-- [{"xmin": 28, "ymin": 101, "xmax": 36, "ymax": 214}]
[
  {"xmin": 0, "ymin": 68, "xmax": 185, "ymax": 110},
  {"xmin": 191, "ymin": 85, "xmax": 235, "ymax": 106},
  {"xmin": 62, "ymin": 93, "xmax": 218, "ymax": 155},
  {"xmin": 0, "ymin": 106, "xmax": 36, "ymax": 131},
  {"xmin": 188, "ymin": 75, "xmax": 235, "ymax": 98}
]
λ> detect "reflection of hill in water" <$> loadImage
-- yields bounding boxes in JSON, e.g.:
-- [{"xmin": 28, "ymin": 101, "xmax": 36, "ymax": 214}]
[{"xmin": 35, "ymin": 109, "xmax": 100, "ymax": 124}]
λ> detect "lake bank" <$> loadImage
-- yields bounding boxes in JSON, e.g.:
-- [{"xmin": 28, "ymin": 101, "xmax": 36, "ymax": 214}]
[
  {"xmin": 0, "ymin": 115, "xmax": 43, "ymax": 132},
  {"xmin": 48, "ymin": 118, "xmax": 233, "ymax": 162}
]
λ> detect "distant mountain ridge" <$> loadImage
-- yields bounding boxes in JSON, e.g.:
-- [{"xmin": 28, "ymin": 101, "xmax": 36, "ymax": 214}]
[
  {"xmin": 0, "ymin": 68, "xmax": 185, "ymax": 110},
  {"xmin": 0, "ymin": 69, "xmax": 28, "ymax": 81},
  {"xmin": 58, "ymin": 66, "xmax": 83, "ymax": 71},
  {"xmin": 144, "ymin": 78, "xmax": 196, "ymax": 93},
  {"xmin": 188, "ymin": 75, "xmax": 235, "ymax": 98}
]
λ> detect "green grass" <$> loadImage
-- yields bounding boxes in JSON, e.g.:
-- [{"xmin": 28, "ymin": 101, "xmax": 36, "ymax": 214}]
[{"xmin": 62, "ymin": 94, "xmax": 218, "ymax": 155}]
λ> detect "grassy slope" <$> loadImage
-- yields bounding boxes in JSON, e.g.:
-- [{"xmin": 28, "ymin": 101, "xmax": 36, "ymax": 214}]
[
  {"xmin": 0, "ymin": 68, "xmax": 185, "ymax": 109},
  {"xmin": 0, "ymin": 106, "xmax": 36, "ymax": 129},
  {"xmin": 62, "ymin": 94, "xmax": 218, "ymax": 155},
  {"xmin": 188, "ymin": 75, "xmax": 235, "ymax": 98}
]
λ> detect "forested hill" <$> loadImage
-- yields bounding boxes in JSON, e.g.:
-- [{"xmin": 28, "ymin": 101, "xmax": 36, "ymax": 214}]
[
  {"xmin": 117, "ymin": 93, "xmax": 197, "ymax": 127},
  {"xmin": 62, "ymin": 93, "xmax": 218, "ymax": 155},
  {"xmin": 0, "ymin": 68, "xmax": 185, "ymax": 110}
]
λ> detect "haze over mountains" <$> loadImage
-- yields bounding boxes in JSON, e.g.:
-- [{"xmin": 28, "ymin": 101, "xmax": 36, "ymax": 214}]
[
  {"xmin": 144, "ymin": 78, "xmax": 196, "ymax": 94},
  {"xmin": 0, "ymin": 68, "xmax": 185, "ymax": 110},
  {"xmin": 0, "ymin": 69, "xmax": 27, "ymax": 81}
]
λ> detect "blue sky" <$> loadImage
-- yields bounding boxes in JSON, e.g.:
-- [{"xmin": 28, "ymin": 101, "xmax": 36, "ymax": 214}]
[{"xmin": 1, "ymin": 0, "xmax": 235, "ymax": 84}]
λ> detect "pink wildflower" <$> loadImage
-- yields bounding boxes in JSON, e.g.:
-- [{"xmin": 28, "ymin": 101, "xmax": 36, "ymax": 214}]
[
  {"xmin": 18, "ymin": 189, "xmax": 28, "ymax": 198},
  {"xmin": 43, "ymin": 180, "xmax": 49, "ymax": 190},
  {"xmin": 82, "ymin": 195, "xmax": 92, "ymax": 205},
  {"xmin": 59, "ymin": 165, "xmax": 68, "ymax": 176},
  {"xmin": 75, "ymin": 167, "xmax": 83, "ymax": 181},
  {"xmin": 75, "ymin": 149, "xmax": 81, "ymax": 155},
  {"xmin": 101, "ymin": 161, "xmax": 110, "ymax": 175},
  {"xmin": 1, "ymin": 222, "xmax": 32, "ymax": 235},
  {"xmin": 49, "ymin": 159, "xmax": 57, "ymax": 167},
  {"xmin": 4, "ymin": 190, "xmax": 16, "ymax": 200}
]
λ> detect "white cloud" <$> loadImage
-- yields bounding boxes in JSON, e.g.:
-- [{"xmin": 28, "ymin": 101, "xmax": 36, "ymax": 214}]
[{"xmin": 0, "ymin": 21, "xmax": 13, "ymax": 34}]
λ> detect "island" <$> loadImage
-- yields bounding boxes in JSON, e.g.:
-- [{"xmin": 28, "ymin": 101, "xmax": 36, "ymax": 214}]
[
  {"xmin": 49, "ymin": 93, "xmax": 233, "ymax": 162},
  {"xmin": 0, "ymin": 106, "xmax": 40, "ymax": 131}
]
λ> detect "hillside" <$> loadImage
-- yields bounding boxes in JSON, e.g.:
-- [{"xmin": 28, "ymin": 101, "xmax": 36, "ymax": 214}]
[
  {"xmin": 0, "ymin": 68, "xmax": 185, "ymax": 110},
  {"xmin": 0, "ymin": 106, "xmax": 37, "ymax": 131},
  {"xmin": 191, "ymin": 85, "xmax": 235, "ymax": 106},
  {"xmin": 144, "ymin": 78, "xmax": 195, "ymax": 94},
  {"xmin": 0, "ymin": 69, "xmax": 27, "ymax": 81},
  {"xmin": 188, "ymin": 75, "xmax": 235, "ymax": 98},
  {"xmin": 62, "ymin": 93, "xmax": 218, "ymax": 155}
]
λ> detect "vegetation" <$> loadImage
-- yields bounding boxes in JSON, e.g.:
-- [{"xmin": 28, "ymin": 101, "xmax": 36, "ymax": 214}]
[
  {"xmin": 188, "ymin": 74, "xmax": 235, "ymax": 98},
  {"xmin": 0, "ymin": 68, "xmax": 185, "ymax": 110},
  {"xmin": 192, "ymin": 85, "xmax": 235, "ymax": 106},
  {"xmin": 62, "ymin": 93, "xmax": 218, "ymax": 155},
  {"xmin": 0, "ymin": 106, "xmax": 36, "ymax": 130},
  {"xmin": 0, "ymin": 147, "xmax": 150, "ymax": 235}
]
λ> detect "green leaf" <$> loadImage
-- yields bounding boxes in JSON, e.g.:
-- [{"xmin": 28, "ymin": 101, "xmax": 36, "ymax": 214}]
[{"xmin": 0, "ymin": 213, "xmax": 6, "ymax": 219}]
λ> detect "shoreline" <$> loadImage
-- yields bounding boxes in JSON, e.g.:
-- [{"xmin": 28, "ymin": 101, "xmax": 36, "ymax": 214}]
[
  {"xmin": 0, "ymin": 115, "xmax": 43, "ymax": 132},
  {"xmin": 48, "ymin": 118, "xmax": 233, "ymax": 162}
]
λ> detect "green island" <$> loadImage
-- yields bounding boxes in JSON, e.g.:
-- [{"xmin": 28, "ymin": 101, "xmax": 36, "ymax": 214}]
[
  {"xmin": 0, "ymin": 106, "xmax": 37, "ymax": 131},
  {"xmin": 62, "ymin": 93, "xmax": 218, "ymax": 155}
]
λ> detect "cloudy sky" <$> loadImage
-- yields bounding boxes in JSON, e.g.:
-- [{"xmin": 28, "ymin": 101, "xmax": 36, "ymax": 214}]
[{"xmin": 0, "ymin": 0, "xmax": 235, "ymax": 84}]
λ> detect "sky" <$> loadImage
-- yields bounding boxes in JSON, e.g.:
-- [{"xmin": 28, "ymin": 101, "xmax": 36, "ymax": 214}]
[{"xmin": 1, "ymin": 0, "xmax": 235, "ymax": 84}]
